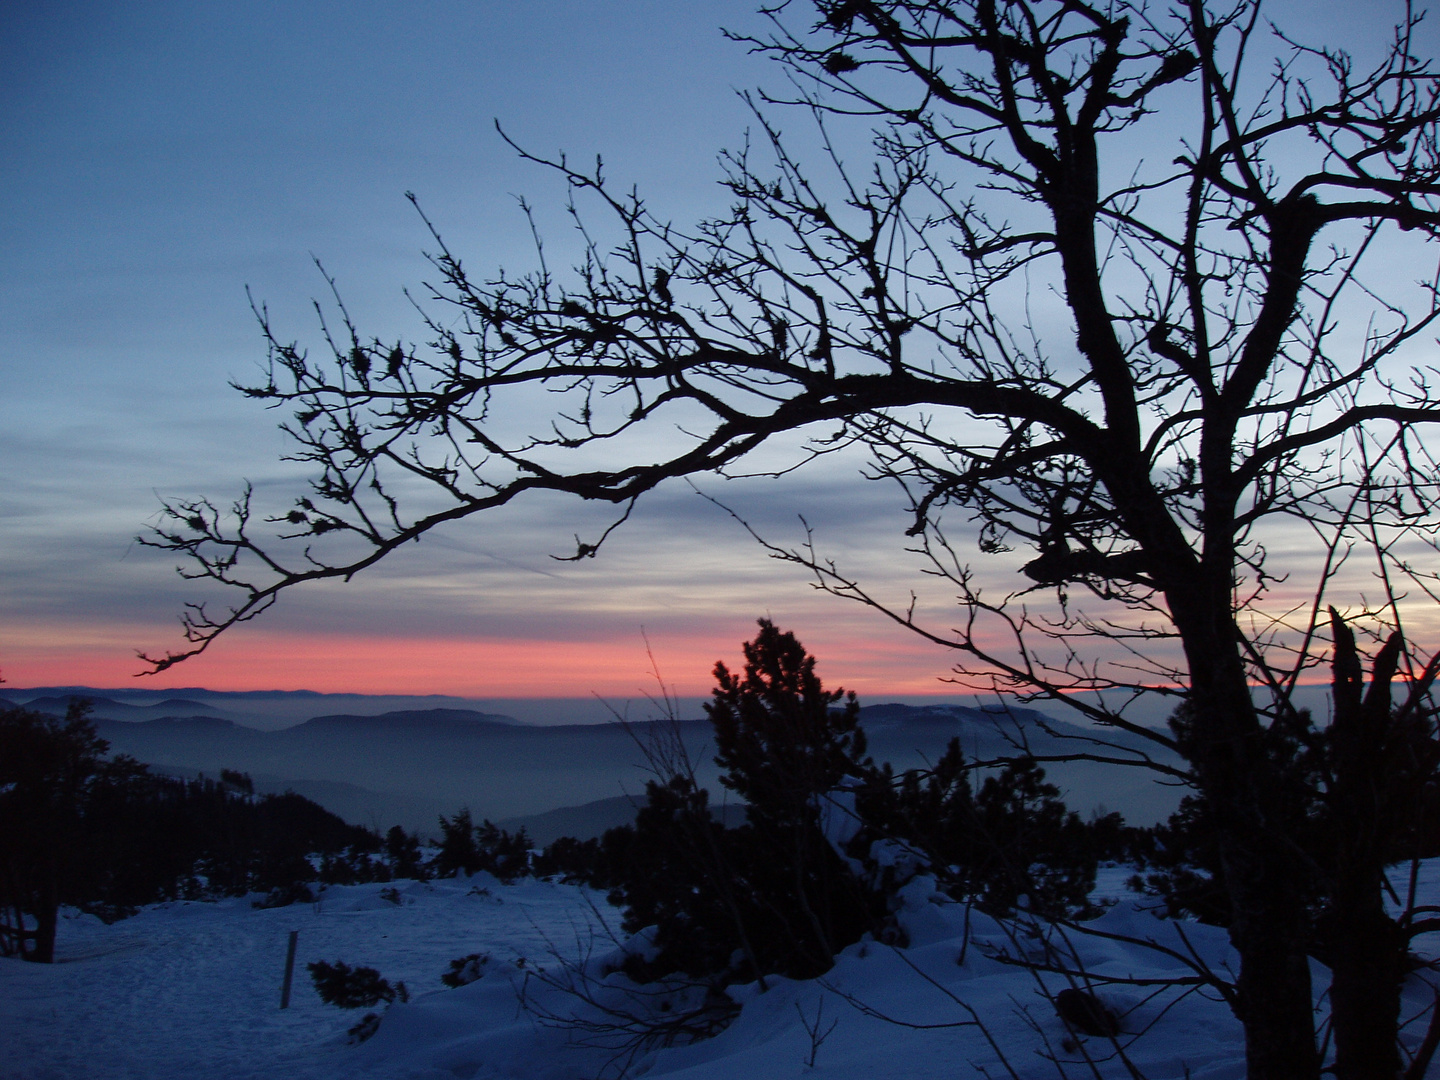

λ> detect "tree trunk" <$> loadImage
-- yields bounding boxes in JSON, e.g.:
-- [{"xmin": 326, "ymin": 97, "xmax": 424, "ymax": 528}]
[
  {"xmin": 0, "ymin": 862, "xmax": 59, "ymax": 963},
  {"xmin": 1326, "ymin": 620, "xmax": 1407, "ymax": 1079},
  {"xmin": 1221, "ymin": 836, "xmax": 1323, "ymax": 1080},
  {"xmin": 28, "ymin": 896, "xmax": 57, "ymax": 963},
  {"xmin": 1327, "ymin": 882, "xmax": 1404, "ymax": 1080},
  {"xmin": 0, "ymin": 903, "xmax": 26, "ymax": 958},
  {"xmin": 1186, "ymin": 632, "xmax": 1322, "ymax": 1080}
]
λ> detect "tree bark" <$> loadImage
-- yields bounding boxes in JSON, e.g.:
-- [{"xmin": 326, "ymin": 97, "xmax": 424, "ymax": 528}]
[
  {"xmin": 29, "ymin": 895, "xmax": 57, "ymax": 964},
  {"xmin": 1326, "ymin": 620, "xmax": 1407, "ymax": 1080},
  {"xmin": 1179, "ymin": 592, "xmax": 1322, "ymax": 1080},
  {"xmin": 1221, "ymin": 834, "xmax": 1323, "ymax": 1080},
  {"xmin": 1327, "ymin": 889, "xmax": 1404, "ymax": 1080}
]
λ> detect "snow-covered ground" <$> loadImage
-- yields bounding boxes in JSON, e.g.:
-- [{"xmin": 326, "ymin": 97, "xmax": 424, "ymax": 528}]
[
  {"xmin": 0, "ymin": 876, "xmax": 594, "ymax": 1080},
  {"xmin": 4, "ymin": 865, "xmax": 1439, "ymax": 1079}
]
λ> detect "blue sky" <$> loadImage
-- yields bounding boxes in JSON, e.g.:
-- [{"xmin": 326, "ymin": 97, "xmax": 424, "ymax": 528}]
[
  {"xmin": 1, "ymin": 1, "xmax": 959, "ymax": 695},
  {"xmin": 1, "ymin": 0, "xmax": 1431, "ymax": 698}
]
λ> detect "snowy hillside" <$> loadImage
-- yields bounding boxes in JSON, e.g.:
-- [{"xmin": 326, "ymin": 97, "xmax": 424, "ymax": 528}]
[{"xmin": 6, "ymin": 864, "xmax": 1438, "ymax": 1079}]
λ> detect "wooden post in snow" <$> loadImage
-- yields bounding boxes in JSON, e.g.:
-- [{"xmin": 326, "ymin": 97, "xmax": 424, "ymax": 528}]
[{"xmin": 280, "ymin": 930, "xmax": 299, "ymax": 1009}]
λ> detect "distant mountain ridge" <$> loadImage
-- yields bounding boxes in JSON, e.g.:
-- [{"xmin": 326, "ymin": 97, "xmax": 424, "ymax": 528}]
[
  {"xmin": 1, "ymin": 695, "xmax": 523, "ymax": 731},
  {"xmin": 30, "ymin": 699, "xmax": 1183, "ymax": 838},
  {"xmin": 5, "ymin": 688, "xmax": 1182, "ymax": 836},
  {"xmin": 297, "ymin": 708, "xmax": 521, "ymax": 731},
  {"xmin": 3, "ymin": 695, "xmax": 225, "ymax": 723},
  {"xmin": 862, "ymin": 701, "xmax": 1022, "ymax": 723},
  {"xmin": 0, "ymin": 687, "xmax": 534, "ymax": 731}
]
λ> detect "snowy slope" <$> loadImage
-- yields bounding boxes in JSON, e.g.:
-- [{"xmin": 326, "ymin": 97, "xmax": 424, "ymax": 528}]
[
  {"xmin": 5, "ymin": 865, "xmax": 1438, "ymax": 1079},
  {"xmin": 0, "ymin": 877, "xmax": 595, "ymax": 1080}
]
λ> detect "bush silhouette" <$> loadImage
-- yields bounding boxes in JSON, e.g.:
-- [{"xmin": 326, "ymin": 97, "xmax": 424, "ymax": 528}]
[
  {"xmin": 307, "ymin": 959, "xmax": 408, "ymax": 1009},
  {"xmin": 860, "ymin": 742, "xmax": 1101, "ymax": 919},
  {"xmin": 0, "ymin": 697, "xmax": 393, "ymax": 957},
  {"xmin": 598, "ymin": 622, "xmax": 884, "ymax": 983},
  {"xmin": 432, "ymin": 808, "xmax": 531, "ymax": 881},
  {"xmin": 589, "ymin": 621, "xmax": 1115, "ymax": 985}
]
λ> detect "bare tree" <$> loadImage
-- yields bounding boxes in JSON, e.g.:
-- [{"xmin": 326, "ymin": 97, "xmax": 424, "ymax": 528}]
[{"xmin": 142, "ymin": 2, "xmax": 1440, "ymax": 1077}]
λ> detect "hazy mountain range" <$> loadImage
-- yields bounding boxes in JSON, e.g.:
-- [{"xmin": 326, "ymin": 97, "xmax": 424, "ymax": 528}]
[
  {"xmin": 0, "ymin": 686, "xmax": 642, "ymax": 730},
  {"xmin": 1, "ymin": 688, "xmax": 1185, "ymax": 840}
]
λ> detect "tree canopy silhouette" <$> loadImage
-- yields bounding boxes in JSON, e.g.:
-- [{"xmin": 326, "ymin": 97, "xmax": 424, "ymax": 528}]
[
  {"xmin": 143, "ymin": 3, "xmax": 1440, "ymax": 1076},
  {"xmin": 0, "ymin": 699, "xmax": 136, "ymax": 962}
]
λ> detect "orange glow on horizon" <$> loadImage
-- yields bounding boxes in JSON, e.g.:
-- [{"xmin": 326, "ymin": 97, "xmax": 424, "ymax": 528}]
[
  {"xmin": 6, "ymin": 619, "xmax": 1358, "ymax": 701},
  {"xmin": 3, "ymin": 625, "xmax": 970, "ymax": 698}
]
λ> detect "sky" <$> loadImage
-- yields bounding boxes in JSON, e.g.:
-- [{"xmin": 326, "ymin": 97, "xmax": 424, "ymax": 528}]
[
  {"xmin": 0, "ymin": 0, "xmax": 957, "ymax": 698},
  {"xmin": 2, "ymin": 1, "xmax": 1433, "ymax": 701}
]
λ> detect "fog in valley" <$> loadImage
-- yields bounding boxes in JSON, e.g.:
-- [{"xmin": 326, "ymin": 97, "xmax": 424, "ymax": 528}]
[{"xmin": 0, "ymin": 687, "xmax": 1195, "ymax": 841}]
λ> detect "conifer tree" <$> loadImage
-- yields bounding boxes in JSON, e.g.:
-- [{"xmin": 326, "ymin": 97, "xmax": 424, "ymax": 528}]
[
  {"xmin": 709, "ymin": 618, "xmax": 869, "ymax": 835},
  {"xmin": 433, "ymin": 807, "xmax": 481, "ymax": 877},
  {"xmin": 0, "ymin": 700, "xmax": 139, "ymax": 961},
  {"xmin": 707, "ymin": 621, "xmax": 878, "ymax": 970}
]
